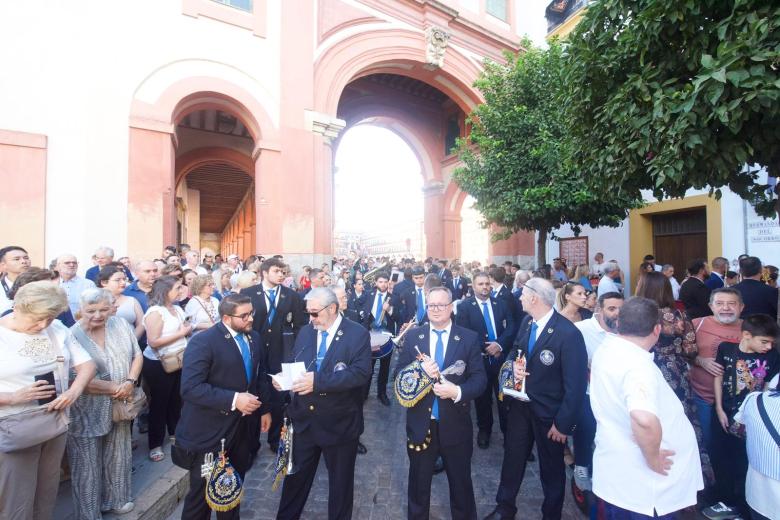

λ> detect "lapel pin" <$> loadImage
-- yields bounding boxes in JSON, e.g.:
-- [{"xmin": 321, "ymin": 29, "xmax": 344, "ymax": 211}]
[
  {"xmin": 471, "ymin": 301, "xmax": 476, "ymax": 306},
  {"xmin": 418, "ymin": 334, "xmax": 425, "ymax": 339},
  {"xmin": 454, "ymin": 335, "xmax": 460, "ymax": 341},
  {"xmin": 224, "ymin": 333, "xmax": 231, "ymax": 339},
  {"xmin": 281, "ymin": 293, "xmax": 285, "ymax": 299},
  {"xmin": 337, "ymin": 330, "xmax": 344, "ymax": 336},
  {"xmin": 547, "ymin": 328, "xmax": 554, "ymax": 334}
]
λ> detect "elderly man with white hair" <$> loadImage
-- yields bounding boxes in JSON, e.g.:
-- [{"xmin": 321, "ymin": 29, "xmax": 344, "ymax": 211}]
[
  {"xmin": 597, "ymin": 262, "xmax": 623, "ymax": 298},
  {"xmin": 85, "ymin": 246, "xmax": 115, "ymax": 284},
  {"xmin": 56, "ymin": 253, "xmax": 96, "ymax": 315},
  {"xmin": 486, "ymin": 277, "xmax": 588, "ymax": 520}
]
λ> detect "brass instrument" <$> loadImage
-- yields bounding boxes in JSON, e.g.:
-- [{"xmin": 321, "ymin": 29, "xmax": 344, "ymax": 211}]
[
  {"xmin": 362, "ymin": 262, "xmax": 389, "ymax": 285},
  {"xmin": 390, "ymin": 317, "xmax": 417, "ymax": 347}
]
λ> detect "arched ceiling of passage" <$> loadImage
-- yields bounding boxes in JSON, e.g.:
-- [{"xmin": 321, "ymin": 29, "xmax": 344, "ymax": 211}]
[{"xmin": 184, "ymin": 162, "xmax": 252, "ymax": 233}]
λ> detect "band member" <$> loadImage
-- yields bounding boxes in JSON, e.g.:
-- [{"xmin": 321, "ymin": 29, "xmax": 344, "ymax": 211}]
[
  {"xmin": 275, "ymin": 288, "xmax": 371, "ymax": 520},
  {"xmin": 347, "ymin": 278, "xmax": 368, "ymax": 311},
  {"xmin": 394, "ymin": 265, "xmax": 428, "ymax": 324},
  {"xmin": 436, "ymin": 259, "xmax": 453, "ymax": 288},
  {"xmin": 485, "ymin": 278, "xmax": 587, "ymax": 520},
  {"xmin": 362, "ymin": 272, "xmax": 397, "ymax": 406},
  {"xmin": 396, "ymin": 286, "xmax": 486, "ymax": 520},
  {"xmin": 455, "ymin": 271, "xmax": 516, "ymax": 449},
  {"xmin": 448, "ymin": 264, "xmax": 471, "ymax": 300},
  {"xmin": 490, "ymin": 266, "xmax": 524, "ymax": 327},
  {"xmin": 174, "ymin": 294, "xmax": 272, "ymax": 520},
  {"xmin": 240, "ymin": 257, "xmax": 307, "ymax": 454}
]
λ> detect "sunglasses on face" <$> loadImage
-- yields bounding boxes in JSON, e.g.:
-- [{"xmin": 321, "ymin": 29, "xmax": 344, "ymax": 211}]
[{"xmin": 306, "ymin": 305, "xmax": 334, "ymax": 318}]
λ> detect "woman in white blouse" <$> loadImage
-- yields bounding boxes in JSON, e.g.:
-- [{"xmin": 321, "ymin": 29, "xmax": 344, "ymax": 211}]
[
  {"xmin": 184, "ymin": 274, "xmax": 219, "ymax": 335},
  {"xmin": 0, "ymin": 282, "xmax": 95, "ymax": 519}
]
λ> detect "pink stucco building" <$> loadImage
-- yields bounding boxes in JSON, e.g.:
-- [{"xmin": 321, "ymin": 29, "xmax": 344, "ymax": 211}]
[{"xmin": 0, "ymin": 0, "xmax": 535, "ymax": 269}]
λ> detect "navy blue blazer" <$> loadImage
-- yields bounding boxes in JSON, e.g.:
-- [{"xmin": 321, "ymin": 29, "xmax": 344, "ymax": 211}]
[
  {"xmin": 505, "ymin": 311, "xmax": 587, "ymax": 435},
  {"xmin": 492, "ymin": 284, "xmax": 522, "ymax": 339},
  {"xmin": 176, "ymin": 322, "xmax": 270, "ymax": 453},
  {"xmin": 396, "ymin": 323, "xmax": 486, "ymax": 447},
  {"xmin": 240, "ymin": 284, "xmax": 307, "ymax": 373},
  {"xmin": 455, "ymin": 296, "xmax": 516, "ymax": 356},
  {"xmin": 448, "ymin": 275, "xmax": 471, "ymax": 300},
  {"xmin": 705, "ymin": 273, "xmax": 725, "ymax": 290},
  {"xmin": 733, "ymin": 279, "xmax": 779, "ymax": 318},
  {"xmin": 361, "ymin": 288, "xmax": 397, "ymax": 332},
  {"xmin": 394, "ymin": 284, "xmax": 427, "ymax": 324},
  {"xmin": 285, "ymin": 318, "xmax": 372, "ymax": 446}
]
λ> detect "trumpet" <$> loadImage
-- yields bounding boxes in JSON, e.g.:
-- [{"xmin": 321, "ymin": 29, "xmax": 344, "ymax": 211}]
[{"xmin": 391, "ymin": 317, "xmax": 417, "ymax": 346}]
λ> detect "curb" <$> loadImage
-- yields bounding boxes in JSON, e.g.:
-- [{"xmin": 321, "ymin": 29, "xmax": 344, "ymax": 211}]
[{"xmin": 105, "ymin": 466, "xmax": 188, "ymax": 520}]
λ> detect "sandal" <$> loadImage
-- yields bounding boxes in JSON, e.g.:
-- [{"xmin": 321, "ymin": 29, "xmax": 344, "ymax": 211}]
[{"xmin": 149, "ymin": 448, "xmax": 165, "ymax": 462}]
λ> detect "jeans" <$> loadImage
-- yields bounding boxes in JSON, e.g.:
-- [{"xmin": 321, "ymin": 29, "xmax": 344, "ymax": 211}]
[
  {"xmin": 693, "ymin": 390, "xmax": 713, "ymax": 450},
  {"xmin": 573, "ymin": 394, "xmax": 596, "ymax": 468}
]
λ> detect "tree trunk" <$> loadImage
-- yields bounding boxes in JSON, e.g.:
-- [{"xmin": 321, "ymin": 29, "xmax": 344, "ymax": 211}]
[{"xmin": 536, "ymin": 229, "xmax": 547, "ymax": 268}]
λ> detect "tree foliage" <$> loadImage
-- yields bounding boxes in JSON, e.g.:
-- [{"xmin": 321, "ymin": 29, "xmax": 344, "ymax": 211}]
[
  {"xmin": 565, "ymin": 0, "xmax": 780, "ymax": 217},
  {"xmin": 455, "ymin": 38, "xmax": 640, "ymax": 264}
]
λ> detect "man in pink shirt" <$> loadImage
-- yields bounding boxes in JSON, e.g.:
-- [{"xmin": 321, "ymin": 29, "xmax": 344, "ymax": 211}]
[{"xmin": 691, "ymin": 288, "xmax": 744, "ymax": 448}]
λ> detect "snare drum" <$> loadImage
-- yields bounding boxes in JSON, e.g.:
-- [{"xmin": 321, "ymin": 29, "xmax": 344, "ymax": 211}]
[{"xmin": 369, "ymin": 330, "xmax": 394, "ymax": 359}]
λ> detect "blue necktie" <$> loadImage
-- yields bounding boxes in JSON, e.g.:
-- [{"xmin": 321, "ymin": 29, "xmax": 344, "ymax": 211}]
[
  {"xmin": 491, "ymin": 288, "xmax": 496, "ymax": 298},
  {"xmin": 235, "ymin": 334, "xmax": 253, "ymax": 384},
  {"xmin": 266, "ymin": 289, "xmax": 276, "ymax": 325},
  {"xmin": 432, "ymin": 329, "xmax": 445, "ymax": 420},
  {"xmin": 375, "ymin": 293, "xmax": 383, "ymax": 328},
  {"xmin": 316, "ymin": 331, "xmax": 329, "ymax": 371},
  {"xmin": 481, "ymin": 302, "xmax": 497, "ymax": 341},
  {"xmin": 528, "ymin": 322, "xmax": 538, "ymax": 355},
  {"xmin": 416, "ymin": 289, "xmax": 425, "ymax": 322}
]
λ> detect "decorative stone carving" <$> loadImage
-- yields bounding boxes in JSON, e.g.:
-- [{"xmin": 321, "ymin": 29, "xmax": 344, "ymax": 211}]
[
  {"xmin": 304, "ymin": 109, "xmax": 346, "ymax": 144},
  {"xmin": 425, "ymin": 26, "xmax": 450, "ymax": 69}
]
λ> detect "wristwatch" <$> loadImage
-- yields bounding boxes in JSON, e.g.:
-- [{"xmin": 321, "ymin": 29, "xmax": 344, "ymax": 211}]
[{"xmin": 125, "ymin": 378, "xmax": 137, "ymax": 384}]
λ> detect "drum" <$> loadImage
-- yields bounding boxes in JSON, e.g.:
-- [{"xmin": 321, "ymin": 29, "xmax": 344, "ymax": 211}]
[{"xmin": 369, "ymin": 330, "xmax": 394, "ymax": 359}]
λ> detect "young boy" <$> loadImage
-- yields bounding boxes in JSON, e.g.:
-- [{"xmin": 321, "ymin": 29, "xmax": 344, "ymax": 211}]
[{"xmin": 705, "ymin": 314, "xmax": 780, "ymax": 519}]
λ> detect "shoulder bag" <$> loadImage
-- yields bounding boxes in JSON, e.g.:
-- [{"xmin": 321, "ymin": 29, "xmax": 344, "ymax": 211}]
[
  {"xmin": 157, "ymin": 307, "xmax": 186, "ymax": 373},
  {"xmin": 0, "ymin": 328, "xmax": 70, "ymax": 452}
]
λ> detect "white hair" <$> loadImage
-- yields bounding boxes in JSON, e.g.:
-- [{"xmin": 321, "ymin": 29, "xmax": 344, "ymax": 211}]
[
  {"xmin": 80, "ymin": 287, "xmax": 115, "ymax": 308},
  {"xmin": 94, "ymin": 246, "xmax": 114, "ymax": 258},
  {"xmin": 304, "ymin": 287, "xmax": 338, "ymax": 309},
  {"xmin": 524, "ymin": 278, "xmax": 557, "ymax": 307},
  {"xmin": 602, "ymin": 262, "xmax": 619, "ymax": 274}
]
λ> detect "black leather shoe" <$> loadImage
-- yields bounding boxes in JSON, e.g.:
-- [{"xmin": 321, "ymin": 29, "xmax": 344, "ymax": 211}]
[
  {"xmin": 483, "ymin": 507, "xmax": 514, "ymax": 520},
  {"xmin": 357, "ymin": 442, "xmax": 367, "ymax": 454},
  {"xmin": 433, "ymin": 456, "xmax": 445, "ymax": 474},
  {"xmin": 477, "ymin": 430, "xmax": 490, "ymax": 449},
  {"xmin": 378, "ymin": 393, "xmax": 391, "ymax": 406}
]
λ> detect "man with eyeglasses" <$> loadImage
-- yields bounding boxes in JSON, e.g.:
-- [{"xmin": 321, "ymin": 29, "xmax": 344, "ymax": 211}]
[
  {"xmin": 396, "ymin": 286, "xmax": 486, "ymax": 520},
  {"xmin": 174, "ymin": 293, "xmax": 271, "ymax": 520},
  {"xmin": 241, "ymin": 257, "xmax": 307, "ymax": 455},
  {"xmin": 55, "ymin": 253, "xmax": 96, "ymax": 316},
  {"xmin": 455, "ymin": 271, "xmax": 516, "ymax": 449},
  {"xmin": 274, "ymin": 287, "xmax": 371, "ymax": 520}
]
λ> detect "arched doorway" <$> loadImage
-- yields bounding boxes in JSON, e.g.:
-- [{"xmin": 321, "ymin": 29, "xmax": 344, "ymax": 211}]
[
  {"xmin": 174, "ymin": 108, "xmax": 256, "ymax": 257},
  {"xmin": 333, "ymin": 124, "xmax": 424, "ymax": 258}
]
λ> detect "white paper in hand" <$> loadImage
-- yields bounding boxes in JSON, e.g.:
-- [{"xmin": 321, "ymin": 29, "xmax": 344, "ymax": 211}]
[{"xmin": 270, "ymin": 362, "xmax": 307, "ymax": 390}]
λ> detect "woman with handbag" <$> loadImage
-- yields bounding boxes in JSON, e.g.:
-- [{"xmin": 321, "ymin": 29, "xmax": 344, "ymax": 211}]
[
  {"xmin": 183, "ymin": 274, "xmax": 218, "ymax": 336},
  {"xmin": 142, "ymin": 276, "xmax": 191, "ymax": 462},
  {"xmin": 68, "ymin": 288, "xmax": 143, "ymax": 518},
  {"xmin": 0, "ymin": 281, "xmax": 95, "ymax": 520}
]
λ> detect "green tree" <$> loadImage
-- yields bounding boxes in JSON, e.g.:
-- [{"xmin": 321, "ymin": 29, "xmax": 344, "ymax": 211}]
[
  {"xmin": 565, "ymin": 0, "xmax": 780, "ymax": 217},
  {"xmin": 455, "ymin": 39, "xmax": 640, "ymax": 267}
]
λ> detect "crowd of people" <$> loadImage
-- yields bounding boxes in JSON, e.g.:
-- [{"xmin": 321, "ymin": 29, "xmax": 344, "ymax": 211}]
[{"xmin": 0, "ymin": 242, "xmax": 778, "ymax": 520}]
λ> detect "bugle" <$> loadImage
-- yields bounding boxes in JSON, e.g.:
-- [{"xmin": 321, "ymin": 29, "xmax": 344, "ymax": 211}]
[{"xmin": 390, "ymin": 317, "xmax": 417, "ymax": 346}]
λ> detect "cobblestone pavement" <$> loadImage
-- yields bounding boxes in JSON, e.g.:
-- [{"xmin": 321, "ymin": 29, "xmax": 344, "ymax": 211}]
[{"xmin": 176, "ymin": 361, "xmax": 586, "ymax": 520}]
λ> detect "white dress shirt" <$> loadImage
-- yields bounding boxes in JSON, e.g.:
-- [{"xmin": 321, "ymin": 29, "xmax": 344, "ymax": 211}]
[
  {"xmin": 530, "ymin": 308, "xmax": 555, "ymax": 343},
  {"xmin": 591, "ymin": 335, "xmax": 703, "ymax": 515},
  {"xmin": 428, "ymin": 322, "xmax": 462, "ymax": 406},
  {"xmin": 575, "ymin": 316, "xmax": 613, "ymax": 394},
  {"xmin": 262, "ymin": 282, "xmax": 280, "ymax": 311},
  {"xmin": 317, "ymin": 314, "xmax": 342, "ymax": 355},
  {"xmin": 371, "ymin": 291, "xmax": 391, "ymax": 322},
  {"xmin": 597, "ymin": 275, "xmax": 621, "ymax": 297}
]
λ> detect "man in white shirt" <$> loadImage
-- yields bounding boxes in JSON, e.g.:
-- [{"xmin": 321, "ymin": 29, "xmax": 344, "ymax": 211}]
[
  {"xmin": 226, "ymin": 254, "xmax": 242, "ymax": 274},
  {"xmin": 597, "ymin": 262, "xmax": 622, "ymax": 297},
  {"xmin": 572, "ymin": 290, "xmax": 624, "ymax": 491},
  {"xmin": 591, "ymin": 297, "xmax": 703, "ymax": 518},
  {"xmin": 591, "ymin": 252, "xmax": 606, "ymax": 277},
  {"xmin": 662, "ymin": 264, "xmax": 681, "ymax": 300},
  {"xmin": 0, "ymin": 246, "xmax": 31, "ymax": 313},
  {"xmin": 55, "ymin": 254, "xmax": 95, "ymax": 316}
]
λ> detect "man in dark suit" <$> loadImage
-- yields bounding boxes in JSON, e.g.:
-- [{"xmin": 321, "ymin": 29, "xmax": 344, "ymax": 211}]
[
  {"xmin": 485, "ymin": 278, "xmax": 587, "ymax": 520},
  {"xmin": 361, "ymin": 272, "xmax": 397, "ymax": 406},
  {"xmin": 490, "ymin": 266, "xmax": 524, "ymax": 327},
  {"xmin": 175, "ymin": 294, "xmax": 272, "ymax": 520},
  {"xmin": 733, "ymin": 256, "xmax": 779, "ymax": 317},
  {"xmin": 397, "ymin": 286, "xmax": 486, "ymax": 520},
  {"xmin": 705, "ymin": 256, "xmax": 729, "ymax": 290},
  {"xmin": 448, "ymin": 263, "xmax": 471, "ymax": 300},
  {"xmin": 456, "ymin": 271, "xmax": 516, "ymax": 449},
  {"xmin": 240, "ymin": 257, "xmax": 307, "ymax": 453},
  {"xmin": 436, "ymin": 259, "xmax": 453, "ymax": 288},
  {"xmin": 394, "ymin": 265, "xmax": 428, "ymax": 325},
  {"xmin": 275, "ymin": 287, "xmax": 372, "ymax": 520},
  {"xmin": 679, "ymin": 259, "xmax": 713, "ymax": 319}
]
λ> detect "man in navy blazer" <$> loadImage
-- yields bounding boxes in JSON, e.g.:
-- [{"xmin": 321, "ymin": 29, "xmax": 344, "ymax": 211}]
[
  {"xmin": 486, "ymin": 278, "xmax": 587, "ymax": 520},
  {"xmin": 456, "ymin": 271, "xmax": 516, "ymax": 449},
  {"xmin": 447, "ymin": 264, "xmax": 471, "ymax": 300},
  {"xmin": 393, "ymin": 265, "xmax": 429, "ymax": 325},
  {"xmin": 397, "ymin": 286, "xmax": 486, "ymax": 520},
  {"xmin": 175, "ymin": 294, "xmax": 272, "ymax": 520},
  {"xmin": 275, "ymin": 288, "xmax": 371, "ymax": 520},
  {"xmin": 361, "ymin": 271, "xmax": 398, "ymax": 405},
  {"xmin": 733, "ymin": 256, "xmax": 779, "ymax": 317},
  {"xmin": 241, "ymin": 257, "xmax": 307, "ymax": 454}
]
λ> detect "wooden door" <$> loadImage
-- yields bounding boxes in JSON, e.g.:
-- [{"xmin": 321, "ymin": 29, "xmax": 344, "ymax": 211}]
[{"xmin": 652, "ymin": 209, "xmax": 707, "ymax": 282}]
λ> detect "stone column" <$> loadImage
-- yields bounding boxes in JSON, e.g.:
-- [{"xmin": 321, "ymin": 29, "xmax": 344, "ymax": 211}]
[{"xmin": 423, "ymin": 180, "xmax": 445, "ymax": 258}]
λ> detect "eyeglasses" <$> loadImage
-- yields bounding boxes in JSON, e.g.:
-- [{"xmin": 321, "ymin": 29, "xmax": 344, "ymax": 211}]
[
  {"xmin": 425, "ymin": 303, "xmax": 451, "ymax": 312},
  {"xmin": 305, "ymin": 306, "xmax": 332, "ymax": 317},
  {"xmin": 228, "ymin": 312, "xmax": 254, "ymax": 321}
]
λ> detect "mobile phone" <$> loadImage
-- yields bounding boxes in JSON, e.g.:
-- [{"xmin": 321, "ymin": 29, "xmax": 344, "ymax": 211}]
[
  {"xmin": 391, "ymin": 273, "xmax": 399, "ymax": 282},
  {"xmin": 34, "ymin": 372, "xmax": 57, "ymax": 406}
]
